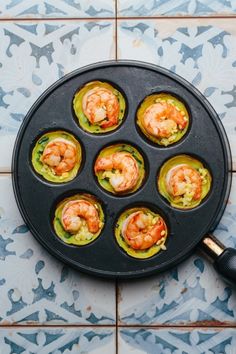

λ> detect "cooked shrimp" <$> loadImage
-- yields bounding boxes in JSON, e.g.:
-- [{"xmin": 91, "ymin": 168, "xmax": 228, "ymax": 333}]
[
  {"xmin": 166, "ymin": 164, "xmax": 202, "ymax": 200},
  {"xmin": 82, "ymin": 87, "xmax": 119, "ymax": 128},
  {"xmin": 61, "ymin": 200, "xmax": 100, "ymax": 234},
  {"xmin": 122, "ymin": 211, "xmax": 166, "ymax": 250},
  {"xmin": 94, "ymin": 152, "xmax": 139, "ymax": 192},
  {"xmin": 143, "ymin": 101, "xmax": 187, "ymax": 138},
  {"xmin": 41, "ymin": 138, "xmax": 77, "ymax": 175}
]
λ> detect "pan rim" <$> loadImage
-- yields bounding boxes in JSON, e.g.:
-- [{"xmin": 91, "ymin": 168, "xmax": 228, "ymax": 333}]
[{"xmin": 12, "ymin": 60, "xmax": 232, "ymax": 279}]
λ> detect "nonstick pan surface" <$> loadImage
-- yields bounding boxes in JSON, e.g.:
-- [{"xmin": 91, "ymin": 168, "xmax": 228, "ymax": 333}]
[{"xmin": 12, "ymin": 61, "xmax": 232, "ymax": 279}]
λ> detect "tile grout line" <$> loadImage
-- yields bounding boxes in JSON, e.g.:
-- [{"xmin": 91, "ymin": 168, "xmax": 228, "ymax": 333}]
[
  {"xmin": 115, "ymin": 280, "xmax": 119, "ymax": 354},
  {"xmin": 0, "ymin": 15, "xmax": 235, "ymax": 22},
  {"xmin": 115, "ymin": 0, "xmax": 118, "ymax": 61},
  {"xmin": 116, "ymin": 15, "xmax": 236, "ymax": 20},
  {"xmin": 0, "ymin": 324, "xmax": 116, "ymax": 328},
  {"xmin": 118, "ymin": 323, "xmax": 236, "ymax": 329},
  {"xmin": 0, "ymin": 324, "xmax": 236, "ymax": 329},
  {"xmin": 0, "ymin": 17, "xmax": 115, "ymax": 22}
]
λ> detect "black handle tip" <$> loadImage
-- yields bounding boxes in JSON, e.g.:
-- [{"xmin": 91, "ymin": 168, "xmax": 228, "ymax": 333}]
[{"xmin": 214, "ymin": 248, "xmax": 236, "ymax": 288}]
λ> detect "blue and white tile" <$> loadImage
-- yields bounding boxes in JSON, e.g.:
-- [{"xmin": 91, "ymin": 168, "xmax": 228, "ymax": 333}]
[
  {"xmin": 0, "ymin": 175, "xmax": 115, "ymax": 324},
  {"xmin": 118, "ymin": 18, "xmax": 236, "ymax": 169},
  {"xmin": 118, "ymin": 173, "xmax": 236, "ymax": 325},
  {"xmin": 0, "ymin": 0, "xmax": 115, "ymax": 18},
  {"xmin": 118, "ymin": 0, "xmax": 236, "ymax": 17},
  {"xmin": 118, "ymin": 328, "xmax": 236, "ymax": 354},
  {"xmin": 0, "ymin": 327, "xmax": 115, "ymax": 353},
  {"xmin": 0, "ymin": 20, "xmax": 115, "ymax": 172}
]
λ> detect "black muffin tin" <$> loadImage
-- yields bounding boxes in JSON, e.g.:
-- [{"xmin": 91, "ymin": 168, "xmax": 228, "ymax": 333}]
[{"xmin": 12, "ymin": 61, "xmax": 231, "ymax": 279}]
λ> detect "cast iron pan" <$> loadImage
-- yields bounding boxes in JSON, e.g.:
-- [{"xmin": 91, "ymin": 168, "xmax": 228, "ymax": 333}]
[{"xmin": 12, "ymin": 61, "xmax": 236, "ymax": 285}]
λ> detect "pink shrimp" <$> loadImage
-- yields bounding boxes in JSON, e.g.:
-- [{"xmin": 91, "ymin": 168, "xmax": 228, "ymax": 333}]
[
  {"xmin": 166, "ymin": 164, "xmax": 202, "ymax": 200},
  {"xmin": 143, "ymin": 101, "xmax": 187, "ymax": 138},
  {"xmin": 61, "ymin": 200, "xmax": 100, "ymax": 234},
  {"xmin": 41, "ymin": 138, "xmax": 77, "ymax": 175},
  {"xmin": 94, "ymin": 152, "xmax": 139, "ymax": 192},
  {"xmin": 82, "ymin": 86, "xmax": 119, "ymax": 128},
  {"xmin": 122, "ymin": 211, "xmax": 167, "ymax": 250}
]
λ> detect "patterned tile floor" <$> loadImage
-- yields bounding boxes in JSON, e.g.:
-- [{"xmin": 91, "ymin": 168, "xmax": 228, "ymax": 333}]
[
  {"xmin": 118, "ymin": 328, "xmax": 236, "ymax": 353},
  {"xmin": 0, "ymin": 1, "xmax": 116, "ymax": 18},
  {"xmin": 1, "ymin": 1, "xmax": 236, "ymax": 353},
  {"xmin": 117, "ymin": 0, "xmax": 236, "ymax": 17},
  {"xmin": 0, "ymin": 327, "xmax": 116, "ymax": 353}
]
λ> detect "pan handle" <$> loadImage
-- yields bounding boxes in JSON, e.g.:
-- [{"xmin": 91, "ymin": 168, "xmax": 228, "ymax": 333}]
[{"xmin": 201, "ymin": 234, "xmax": 236, "ymax": 288}]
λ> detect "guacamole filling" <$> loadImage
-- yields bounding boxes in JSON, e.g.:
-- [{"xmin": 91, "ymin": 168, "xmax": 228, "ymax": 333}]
[
  {"xmin": 137, "ymin": 93, "xmax": 189, "ymax": 146},
  {"xmin": 115, "ymin": 207, "xmax": 168, "ymax": 259},
  {"xmin": 94, "ymin": 144, "xmax": 145, "ymax": 195},
  {"xmin": 53, "ymin": 193, "xmax": 104, "ymax": 246},
  {"xmin": 158, "ymin": 155, "xmax": 212, "ymax": 209},
  {"xmin": 73, "ymin": 81, "xmax": 126, "ymax": 134},
  {"xmin": 32, "ymin": 131, "xmax": 82, "ymax": 183}
]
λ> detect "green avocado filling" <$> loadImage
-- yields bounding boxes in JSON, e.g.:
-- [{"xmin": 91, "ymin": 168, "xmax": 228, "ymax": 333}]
[
  {"xmin": 53, "ymin": 194, "xmax": 104, "ymax": 246},
  {"xmin": 32, "ymin": 131, "xmax": 82, "ymax": 183},
  {"xmin": 73, "ymin": 81, "xmax": 126, "ymax": 134},
  {"xmin": 115, "ymin": 207, "xmax": 168, "ymax": 259},
  {"xmin": 158, "ymin": 155, "xmax": 212, "ymax": 209},
  {"xmin": 137, "ymin": 93, "xmax": 189, "ymax": 146},
  {"xmin": 94, "ymin": 144, "xmax": 146, "ymax": 195}
]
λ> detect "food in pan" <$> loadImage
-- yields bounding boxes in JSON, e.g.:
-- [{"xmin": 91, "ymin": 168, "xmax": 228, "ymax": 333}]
[
  {"xmin": 158, "ymin": 155, "xmax": 212, "ymax": 209},
  {"xmin": 32, "ymin": 131, "xmax": 82, "ymax": 183},
  {"xmin": 94, "ymin": 144, "xmax": 145, "ymax": 194},
  {"xmin": 115, "ymin": 207, "xmax": 168, "ymax": 259},
  {"xmin": 137, "ymin": 93, "xmax": 189, "ymax": 146},
  {"xmin": 73, "ymin": 81, "xmax": 126, "ymax": 133},
  {"xmin": 54, "ymin": 193, "xmax": 104, "ymax": 245}
]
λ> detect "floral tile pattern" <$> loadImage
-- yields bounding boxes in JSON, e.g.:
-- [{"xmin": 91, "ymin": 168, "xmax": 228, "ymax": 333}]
[
  {"xmin": 118, "ymin": 175, "xmax": 236, "ymax": 325},
  {"xmin": 118, "ymin": 0, "xmax": 236, "ymax": 17},
  {"xmin": 0, "ymin": 327, "xmax": 115, "ymax": 353},
  {"xmin": 0, "ymin": 175, "xmax": 116, "ymax": 324},
  {"xmin": 1, "ymin": 2, "xmax": 236, "ymax": 353},
  {"xmin": 118, "ymin": 328, "xmax": 236, "ymax": 354},
  {"xmin": 0, "ymin": 20, "xmax": 115, "ymax": 172},
  {"xmin": 117, "ymin": 18, "xmax": 236, "ymax": 169},
  {"xmin": 0, "ymin": 0, "xmax": 115, "ymax": 18}
]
